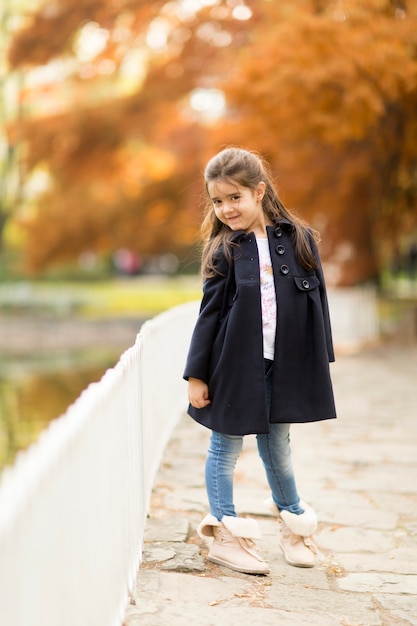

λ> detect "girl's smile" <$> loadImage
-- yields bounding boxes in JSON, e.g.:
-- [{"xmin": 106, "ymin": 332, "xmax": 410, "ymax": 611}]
[{"xmin": 208, "ymin": 179, "xmax": 272, "ymax": 236}]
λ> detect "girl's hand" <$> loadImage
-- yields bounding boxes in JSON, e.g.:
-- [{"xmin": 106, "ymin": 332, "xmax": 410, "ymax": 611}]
[{"xmin": 188, "ymin": 377, "xmax": 211, "ymax": 409}]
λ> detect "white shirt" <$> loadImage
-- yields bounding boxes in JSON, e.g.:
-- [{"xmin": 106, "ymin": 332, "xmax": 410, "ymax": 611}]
[{"xmin": 256, "ymin": 237, "xmax": 276, "ymax": 359}]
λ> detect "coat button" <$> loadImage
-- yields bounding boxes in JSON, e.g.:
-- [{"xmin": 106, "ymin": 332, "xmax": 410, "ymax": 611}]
[
  {"xmin": 275, "ymin": 227, "xmax": 283, "ymax": 238},
  {"xmin": 302, "ymin": 279, "xmax": 310, "ymax": 289},
  {"xmin": 276, "ymin": 244, "xmax": 285, "ymax": 255},
  {"xmin": 280, "ymin": 264, "xmax": 289, "ymax": 275}
]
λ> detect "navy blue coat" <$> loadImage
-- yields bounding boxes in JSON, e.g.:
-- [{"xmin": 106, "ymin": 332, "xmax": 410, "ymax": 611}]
[{"xmin": 183, "ymin": 220, "xmax": 337, "ymax": 435}]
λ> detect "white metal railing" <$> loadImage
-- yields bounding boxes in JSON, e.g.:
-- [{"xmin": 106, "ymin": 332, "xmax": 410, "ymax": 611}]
[
  {"xmin": 0, "ymin": 300, "xmax": 199, "ymax": 626},
  {"xmin": 0, "ymin": 287, "xmax": 379, "ymax": 626},
  {"xmin": 327, "ymin": 285, "xmax": 379, "ymax": 351}
]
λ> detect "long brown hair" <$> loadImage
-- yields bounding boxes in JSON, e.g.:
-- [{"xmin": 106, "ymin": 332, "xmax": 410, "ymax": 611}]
[{"xmin": 200, "ymin": 147, "xmax": 320, "ymax": 278}]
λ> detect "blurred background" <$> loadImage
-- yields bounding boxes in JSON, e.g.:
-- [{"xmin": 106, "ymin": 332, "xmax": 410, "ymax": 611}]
[{"xmin": 1, "ymin": 0, "xmax": 417, "ymax": 470}]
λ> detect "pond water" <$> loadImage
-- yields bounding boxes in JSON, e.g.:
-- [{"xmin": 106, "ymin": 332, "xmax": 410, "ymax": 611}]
[{"xmin": 0, "ymin": 348, "xmax": 122, "ymax": 473}]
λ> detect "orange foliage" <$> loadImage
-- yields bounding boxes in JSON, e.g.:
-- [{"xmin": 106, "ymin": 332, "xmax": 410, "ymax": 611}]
[
  {"xmin": 6, "ymin": 0, "xmax": 417, "ymax": 283},
  {"xmin": 209, "ymin": 0, "xmax": 417, "ymax": 284},
  {"xmin": 8, "ymin": 1, "xmax": 163, "ymax": 68}
]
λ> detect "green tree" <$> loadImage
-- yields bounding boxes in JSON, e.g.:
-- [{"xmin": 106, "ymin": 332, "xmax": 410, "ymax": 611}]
[{"xmin": 0, "ymin": 0, "xmax": 29, "ymax": 262}]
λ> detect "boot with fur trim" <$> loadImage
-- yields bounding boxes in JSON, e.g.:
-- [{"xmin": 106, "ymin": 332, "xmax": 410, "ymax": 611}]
[
  {"xmin": 279, "ymin": 521, "xmax": 318, "ymax": 568},
  {"xmin": 264, "ymin": 497, "xmax": 317, "ymax": 536},
  {"xmin": 198, "ymin": 514, "xmax": 269, "ymax": 575},
  {"xmin": 264, "ymin": 497, "xmax": 319, "ymax": 568}
]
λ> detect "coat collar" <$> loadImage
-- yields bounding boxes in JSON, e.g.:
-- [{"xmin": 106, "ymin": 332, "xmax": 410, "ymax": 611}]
[
  {"xmin": 270, "ymin": 218, "xmax": 294, "ymax": 230},
  {"xmin": 229, "ymin": 218, "xmax": 294, "ymax": 243}
]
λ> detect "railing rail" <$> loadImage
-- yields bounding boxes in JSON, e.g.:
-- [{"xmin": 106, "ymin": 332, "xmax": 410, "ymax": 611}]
[
  {"xmin": 328, "ymin": 285, "xmax": 379, "ymax": 351},
  {"xmin": 0, "ymin": 301, "xmax": 199, "ymax": 626}
]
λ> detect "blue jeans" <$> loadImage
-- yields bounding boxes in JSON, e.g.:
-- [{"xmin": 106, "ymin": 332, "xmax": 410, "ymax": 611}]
[{"xmin": 205, "ymin": 360, "xmax": 304, "ymax": 520}]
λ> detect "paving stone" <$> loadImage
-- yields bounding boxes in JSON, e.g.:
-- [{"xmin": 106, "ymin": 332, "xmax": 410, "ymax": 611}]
[
  {"xmin": 143, "ymin": 516, "xmax": 190, "ymax": 542},
  {"xmin": 126, "ymin": 572, "xmax": 357, "ymax": 626},
  {"xmin": 336, "ymin": 547, "xmax": 417, "ymax": 575},
  {"xmin": 303, "ymin": 498, "xmax": 399, "ymax": 531},
  {"xmin": 160, "ymin": 544, "xmax": 205, "ymax": 572},
  {"xmin": 373, "ymin": 594, "xmax": 417, "ymax": 625},
  {"xmin": 262, "ymin": 584, "xmax": 383, "ymax": 625},
  {"xmin": 123, "ymin": 346, "xmax": 417, "ymax": 626},
  {"xmin": 338, "ymin": 572, "xmax": 417, "ymax": 594},
  {"xmin": 163, "ymin": 488, "xmax": 209, "ymax": 513},
  {"xmin": 374, "ymin": 493, "xmax": 417, "ymax": 519},
  {"xmin": 330, "ymin": 468, "xmax": 417, "ymax": 495},
  {"xmin": 316, "ymin": 526, "xmax": 397, "ymax": 553},
  {"xmin": 142, "ymin": 545, "xmax": 176, "ymax": 563},
  {"xmin": 125, "ymin": 602, "xmax": 347, "ymax": 626}
]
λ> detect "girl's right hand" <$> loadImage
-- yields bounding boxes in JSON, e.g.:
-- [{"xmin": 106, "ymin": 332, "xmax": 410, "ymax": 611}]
[{"xmin": 188, "ymin": 378, "xmax": 211, "ymax": 409}]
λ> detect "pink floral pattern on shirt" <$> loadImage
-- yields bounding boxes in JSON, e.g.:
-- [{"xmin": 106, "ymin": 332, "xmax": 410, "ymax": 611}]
[{"xmin": 257, "ymin": 238, "xmax": 276, "ymax": 358}]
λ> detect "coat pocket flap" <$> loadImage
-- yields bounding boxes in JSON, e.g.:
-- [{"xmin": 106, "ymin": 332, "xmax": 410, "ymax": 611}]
[{"xmin": 294, "ymin": 275, "xmax": 320, "ymax": 291}]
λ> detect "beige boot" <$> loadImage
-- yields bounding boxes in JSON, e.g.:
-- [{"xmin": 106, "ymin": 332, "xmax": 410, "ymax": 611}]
[
  {"xmin": 279, "ymin": 521, "xmax": 318, "ymax": 567},
  {"xmin": 198, "ymin": 514, "xmax": 270, "ymax": 575},
  {"xmin": 264, "ymin": 497, "xmax": 319, "ymax": 568}
]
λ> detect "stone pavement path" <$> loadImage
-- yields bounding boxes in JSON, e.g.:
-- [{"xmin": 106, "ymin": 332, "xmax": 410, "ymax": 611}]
[{"xmin": 124, "ymin": 345, "xmax": 417, "ymax": 626}]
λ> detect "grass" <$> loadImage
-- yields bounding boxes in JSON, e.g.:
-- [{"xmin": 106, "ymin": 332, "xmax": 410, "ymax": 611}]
[
  {"xmin": 0, "ymin": 275, "xmax": 202, "ymax": 318},
  {"xmin": 77, "ymin": 276, "xmax": 202, "ymax": 317}
]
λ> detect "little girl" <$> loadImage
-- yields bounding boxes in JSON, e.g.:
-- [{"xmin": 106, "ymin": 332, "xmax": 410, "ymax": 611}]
[{"xmin": 184, "ymin": 147, "xmax": 336, "ymax": 575}]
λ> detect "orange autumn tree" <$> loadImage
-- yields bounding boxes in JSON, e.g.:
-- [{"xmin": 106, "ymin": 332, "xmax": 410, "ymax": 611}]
[
  {"xmin": 212, "ymin": 0, "xmax": 417, "ymax": 284},
  {"xmin": 6, "ymin": 0, "xmax": 246, "ymax": 272},
  {"xmin": 6, "ymin": 0, "xmax": 417, "ymax": 283}
]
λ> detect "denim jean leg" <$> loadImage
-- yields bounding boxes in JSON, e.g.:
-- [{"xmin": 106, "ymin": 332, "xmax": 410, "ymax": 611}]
[
  {"xmin": 256, "ymin": 360, "xmax": 303, "ymax": 514},
  {"xmin": 257, "ymin": 423, "xmax": 303, "ymax": 513},
  {"xmin": 205, "ymin": 431, "xmax": 243, "ymax": 521}
]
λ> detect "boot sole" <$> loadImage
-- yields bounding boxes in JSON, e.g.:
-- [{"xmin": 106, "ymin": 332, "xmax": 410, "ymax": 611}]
[{"xmin": 208, "ymin": 555, "xmax": 270, "ymax": 575}]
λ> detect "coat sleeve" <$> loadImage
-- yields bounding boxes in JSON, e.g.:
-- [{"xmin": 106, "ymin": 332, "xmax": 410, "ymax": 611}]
[
  {"xmin": 183, "ymin": 252, "xmax": 231, "ymax": 383},
  {"xmin": 311, "ymin": 236, "xmax": 335, "ymax": 363}
]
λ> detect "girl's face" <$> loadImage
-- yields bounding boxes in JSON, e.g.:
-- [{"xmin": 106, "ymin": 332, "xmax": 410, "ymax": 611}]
[{"xmin": 207, "ymin": 178, "xmax": 272, "ymax": 236}]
